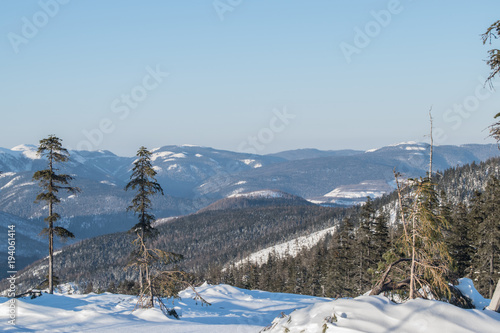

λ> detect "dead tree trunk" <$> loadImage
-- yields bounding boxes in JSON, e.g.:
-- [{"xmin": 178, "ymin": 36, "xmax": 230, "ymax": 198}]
[{"xmin": 488, "ymin": 278, "xmax": 500, "ymax": 312}]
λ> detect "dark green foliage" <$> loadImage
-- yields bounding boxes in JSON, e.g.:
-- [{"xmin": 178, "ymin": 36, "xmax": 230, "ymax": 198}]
[
  {"xmin": 6, "ymin": 205, "xmax": 340, "ymax": 294},
  {"xmin": 355, "ymin": 198, "xmax": 376, "ymax": 293},
  {"xmin": 125, "ymin": 146, "xmax": 164, "ymax": 237},
  {"xmin": 482, "ymin": 20, "xmax": 500, "ymax": 85},
  {"xmin": 7, "ymin": 156, "xmax": 500, "ymax": 301},
  {"xmin": 446, "ymin": 203, "xmax": 473, "ymax": 279},
  {"xmin": 482, "ymin": 20, "xmax": 500, "ymax": 143},
  {"xmin": 33, "ymin": 135, "xmax": 78, "ymax": 294},
  {"xmin": 470, "ymin": 176, "xmax": 500, "ymax": 298}
]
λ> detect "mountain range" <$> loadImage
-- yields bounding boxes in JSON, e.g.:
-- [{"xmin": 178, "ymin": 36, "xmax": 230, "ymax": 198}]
[{"xmin": 0, "ymin": 141, "xmax": 498, "ymax": 275}]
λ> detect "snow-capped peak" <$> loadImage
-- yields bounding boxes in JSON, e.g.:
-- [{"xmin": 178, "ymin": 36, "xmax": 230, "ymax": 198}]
[
  {"xmin": 10, "ymin": 144, "xmax": 40, "ymax": 159},
  {"xmin": 365, "ymin": 141, "xmax": 429, "ymax": 153},
  {"xmin": 228, "ymin": 189, "xmax": 286, "ymax": 199}
]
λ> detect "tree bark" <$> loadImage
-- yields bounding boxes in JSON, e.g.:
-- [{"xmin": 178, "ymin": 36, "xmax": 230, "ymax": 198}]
[
  {"xmin": 48, "ymin": 150, "xmax": 54, "ymax": 295},
  {"xmin": 488, "ymin": 279, "xmax": 500, "ymax": 312},
  {"xmin": 409, "ymin": 214, "xmax": 417, "ymax": 299},
  {"xmin": 490, "ymin": 243, "xmax": 495, "ymax": 299}
]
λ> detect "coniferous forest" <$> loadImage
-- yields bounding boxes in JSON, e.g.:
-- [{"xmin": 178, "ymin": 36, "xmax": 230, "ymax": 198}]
[
  {"xmin": 3, "ymin": 156, "xmax": 499, "ymax": 303},
  {"xmin": 212, "ymin": 158, "xmax": 500, "ymax": 300}
]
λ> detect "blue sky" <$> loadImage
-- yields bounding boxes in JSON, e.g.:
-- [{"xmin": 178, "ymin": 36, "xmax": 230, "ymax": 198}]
[{"xmin": 2, "ymin": 0, "xmax": 500, "ymax": 156}]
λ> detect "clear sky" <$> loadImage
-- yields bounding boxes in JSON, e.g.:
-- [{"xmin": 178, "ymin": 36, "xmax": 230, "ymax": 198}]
[{"xmin": 2, "ymin": 0, "xmax": 500, "ymax": 156}]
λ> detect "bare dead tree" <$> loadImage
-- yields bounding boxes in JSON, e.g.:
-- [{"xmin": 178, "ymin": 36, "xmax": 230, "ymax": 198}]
[{"xmin": 127, "ymin": 232, "xmax": 210, "ymax": 317}]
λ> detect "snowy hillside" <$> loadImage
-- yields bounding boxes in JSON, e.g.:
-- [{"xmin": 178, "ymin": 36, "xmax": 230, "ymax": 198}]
[
  {"xmin": 1, "ymin": 281, "xmax": 498, "ymax": 332},
  {"xmin": 199, "ymin": 189, "xmax": 314, "ymax": 212},
  {"xmin": 232, "ymin": 226, "xmax": 337, "ymax": 267}
]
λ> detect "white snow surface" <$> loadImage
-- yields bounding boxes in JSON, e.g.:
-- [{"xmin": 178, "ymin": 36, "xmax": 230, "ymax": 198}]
[
  {"xmin": 324, "ymin": 188, "xmax": 386, "ymax": 199},
  {"xmin": 228, "ymin": 189, "xmax": 285, "ymax": 199},
  {"xmin": 11, "ymin": 144, "xmax": 40, "ymax": 159},
  {"xmin": 151, "ymin": 151, "xmax": 174, "ymax": 161},
  {"xmin": 455, "ymin": 277, "xmax": 490, "ymax": 310},
  {"xmin": 0, "ymin": 283, "xmax": 327, "ymax": 332},
  {"xmin": 233, "ymin": 226, "xmax": 337, "ymax": 267},
  {"xmin": 1, "ymin": 281, "xmax": 499, "ymax": 332},
  {"xmin": 265, "ymin": 293, "xmax": 500, "ymax": 333}
]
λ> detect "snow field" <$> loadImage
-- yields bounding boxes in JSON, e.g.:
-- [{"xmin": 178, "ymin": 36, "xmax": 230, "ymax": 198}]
[
  {"xmin": 0, "ymin": 283, "xmax": 328, "ymax": 333},
  {"xmin": 264, "ymin": 295, "xmax": 500, "ymax": 333},
  {"xmin": 1, "ymin": 281, "xmax": 499, "ymax": 332}
]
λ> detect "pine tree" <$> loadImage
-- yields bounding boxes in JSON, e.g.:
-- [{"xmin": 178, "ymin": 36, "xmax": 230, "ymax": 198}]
[
  {"xmin": 371, "ymin": 177, "xmax": 452, "ymax": 299},
  {"xmin": 336, "ymin": 218, "xmax": 357, "ymax": 296},
  {"xmin": 472, "ymin": 176, "xmax": 500, "ymax": 298},
  {"xmin": 125, "ymin": 146, "xmax": 164, "ymax": 237},
  {"xmin": 481, "ymin": 20, "xmax": 500, "ymax": 142},
  {"xmin": 372, "ymin": 213, "xmax": 390, "ymax": 266},
  {"xmin": 125, "ymin": 146, "xmax": 164, "ymax": 304},
  {"xmin": 407, "ymin": 178, "xmax": 452, "ymax": 299},
  {"xmin": 446, "ymin": 203, "xmax": 473, "ymax": 279},
  {"xmin": 33, "ymin": 135, "xmax": 79, "ymax": 294},
  {"xmin": 355, "ymin": 197, "xmax": 376, "ymax": 293}
]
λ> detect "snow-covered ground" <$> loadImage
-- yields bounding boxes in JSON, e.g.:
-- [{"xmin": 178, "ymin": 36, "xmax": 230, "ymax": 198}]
[
  {"xmin": 228, "ymin": 190, "xmax": 287, "ymax": 199},
  {"xmin": 264, "ymin": 294, "xmax": 500, "ymax": 333},
  {"xmin": 0, "ymin": 283, "xmax": 328, "ymax": 332},
  {"xmin": 1, "ymin": 281, "xmax": 499, "ymax": 332},
  {"xmin": 232, "ymin": 226, "xmax": 337, "ymax": 267}
]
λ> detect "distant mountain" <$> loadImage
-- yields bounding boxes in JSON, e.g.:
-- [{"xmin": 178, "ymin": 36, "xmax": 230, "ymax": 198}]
[
  {"xmin": 0, "ymin": 211, "xmax": 46, "ymax": 279},
  {"xmin": 0, "ymin": 141, "xmax": 498, "ymax": 273},
  {"xmin": 198, "ymin": 189, "xmax": 314, "ymax": 212},
  {"xmin": 201, "ymin": 142, "xmax": 499, "ymax": 204},
  {"xmin": 267, "ymin": 148, "xmax": 362, "ymax": 161},
  {"xmin": 0, "ymin": 144, "xmax": 285, "ymax": 240},
  {"xmin": 7, "ymin": 155, "xmax": 500, "ymax": 293}
]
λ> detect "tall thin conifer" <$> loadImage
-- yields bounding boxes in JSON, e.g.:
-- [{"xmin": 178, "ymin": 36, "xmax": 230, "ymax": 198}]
[{"xmin": 33, "ymin": 135, "xmax": 78, "ymax": 294}]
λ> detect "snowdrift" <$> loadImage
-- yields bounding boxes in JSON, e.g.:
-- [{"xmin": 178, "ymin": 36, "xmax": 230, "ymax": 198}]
[{"xmin": 0, "ymin": 281, "xmax": 498, "ymax": 332}]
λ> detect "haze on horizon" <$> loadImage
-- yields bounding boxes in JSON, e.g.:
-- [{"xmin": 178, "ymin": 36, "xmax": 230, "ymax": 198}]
[{"xmin": 2, "ymin": 1, "xmax": 500, "ymax": 156}]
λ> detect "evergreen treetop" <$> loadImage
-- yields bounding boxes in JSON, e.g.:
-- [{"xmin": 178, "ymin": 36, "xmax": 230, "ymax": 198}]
[{"xmin": 125, "ymin": 146, "xmax": 164, "ymax": 237}]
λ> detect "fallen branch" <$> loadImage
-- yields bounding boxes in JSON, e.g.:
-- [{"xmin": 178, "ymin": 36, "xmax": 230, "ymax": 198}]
[{"xmin": 370, "ymin": 258, "xmax": 411, "ymax": 296}]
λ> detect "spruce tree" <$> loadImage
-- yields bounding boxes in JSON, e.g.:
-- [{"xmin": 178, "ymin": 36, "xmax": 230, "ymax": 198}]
[
  {"xmin": 446, "ymin": 203, "xmax": 473, "ymax": 279},
  {"xmin": 481, "ymin": 20, "xmax": 500, "ymax": 142},
  {"xmin": 125, "ymin": 146, "xmax": 164, "ymax": 304},
  {"xmin": 125, "ymin": 146, "xmax": 164, "ymax": 237},
  {"xmin": 372, "ymin": 213, "xmax": 390, "ymax": 265},
  {"xmin": 124, "ymin": 146, "xmax": 206, "ymax": 314},
  {"xmin": 371, "ymin": 177, "xmax": 452, "ymax": 299},
  {"xmin": 336, "ymin": 218, "xmax": 357, "ymax": 296},
  {"xmin": 355, "ymin": 197, "xmax": 376, "ymax": 293},
  {"xmin": 408, "ymin": 178, "xmax": 452, "ymax": 299},
  {"xmin": 472, "ymin": 176, "xmax": 500, "ymax": 298},
  {"xmin": 33, "ymin": 135, "xmax": 78, "ymax": 294}
]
